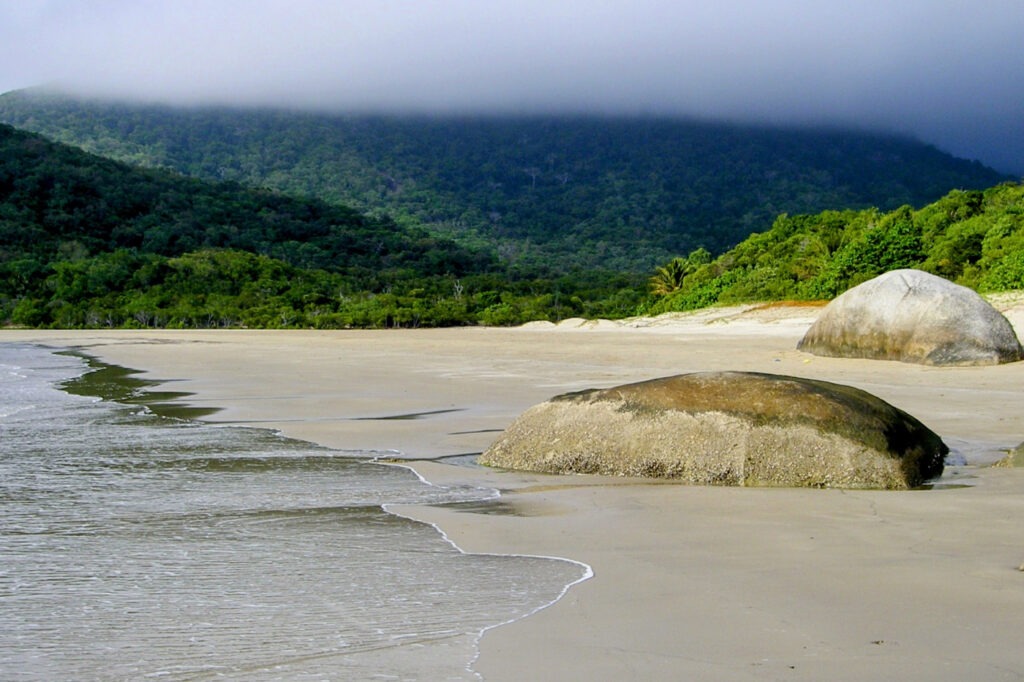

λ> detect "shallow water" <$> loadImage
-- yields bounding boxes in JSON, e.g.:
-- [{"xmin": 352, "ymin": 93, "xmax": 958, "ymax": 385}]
[{"xmin": 0, "ymin": 343, "xmax": 586, "ymax": 680}]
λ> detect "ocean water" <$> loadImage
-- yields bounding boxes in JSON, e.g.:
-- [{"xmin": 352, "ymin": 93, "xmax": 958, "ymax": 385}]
[{"xmin": 0, "ymin": 343, "xmax": 588, "ymax": 681}]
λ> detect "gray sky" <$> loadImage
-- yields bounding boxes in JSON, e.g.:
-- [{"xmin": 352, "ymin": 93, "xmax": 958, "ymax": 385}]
[{"xmin": 1, "ymin": 0, "xmax": 1021, "ymax": 173}]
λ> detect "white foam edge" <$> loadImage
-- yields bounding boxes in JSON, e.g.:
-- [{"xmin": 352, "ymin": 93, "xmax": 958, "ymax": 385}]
[
  {"xmin": 29, "ymin": 341, "xmax": 593, "ymax": 677},
  {"xmin": 379, "ymin": 460, "xmax": 594, "ymax": 681}
]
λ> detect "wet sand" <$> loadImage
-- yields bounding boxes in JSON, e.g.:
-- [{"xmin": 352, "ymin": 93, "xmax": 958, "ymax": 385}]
[{"xmin": 6, "ymin": 300, "xmax": 1024, "ymax": 680}]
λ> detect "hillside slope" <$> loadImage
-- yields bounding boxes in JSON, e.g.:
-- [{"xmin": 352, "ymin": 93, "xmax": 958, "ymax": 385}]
[
  {"xmin": 0, "ymin": 123, "xmax": 637, "ymax": 328},
  {"xmin": 0, "ymin": 123, "xmax": 492, "ymax": 277},
  {"xmin": 0, "ymin": 89, "xmax": 1009, "ymax": 273},
  {"xmin": 647, "ymin": 182, "xmax": 1024, "ymax": 313},
  {"xmin": 1, "ymin": 121, "xmax": 1020, "ymax": 328}
]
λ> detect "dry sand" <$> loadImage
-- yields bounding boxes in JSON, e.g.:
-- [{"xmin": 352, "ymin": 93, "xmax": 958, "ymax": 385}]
[{"xmin": 5, "ymin": 300, "xmax": 1024, "ymax": 680}]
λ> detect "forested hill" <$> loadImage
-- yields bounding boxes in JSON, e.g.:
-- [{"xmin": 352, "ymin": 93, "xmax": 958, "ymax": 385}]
[
  {"xmin": 1, "ymin": 123, "xmax": 641, "ymax": 328},
  {"xmin": 0, "ymin": 89, "xmax": 1009, "ymax": 273},
  {"xmin": 0, "ymin": 123, "xmax": 494, "ymax": 279},
  {"xmin": 2, "ymin": 120, "xmax": 1021, "ymax": 330}
]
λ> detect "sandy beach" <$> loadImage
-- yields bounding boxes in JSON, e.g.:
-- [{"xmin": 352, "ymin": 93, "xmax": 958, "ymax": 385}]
[{"xmin": 5, "ymin": 300, "xmax": 1024, "ymax": 680}]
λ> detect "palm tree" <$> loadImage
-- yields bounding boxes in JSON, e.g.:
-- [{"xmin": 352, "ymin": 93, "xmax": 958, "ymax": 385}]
[
  {"xmin": 648, "ymin": 257, "xmax": 689, "ymax": 296},
  {"xmin": 649, "ymin": 248, "xmax": 712, "ymax": 296}
]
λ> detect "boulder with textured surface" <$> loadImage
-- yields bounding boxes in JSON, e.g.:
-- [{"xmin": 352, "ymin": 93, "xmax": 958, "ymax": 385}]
[
  {"xmin": 480, "ymin": 371, "xmax": 947, "ymax": 489},
  {"xmin": 798, "ymin": 269, "xmax": 1022, "ymax": 365}
]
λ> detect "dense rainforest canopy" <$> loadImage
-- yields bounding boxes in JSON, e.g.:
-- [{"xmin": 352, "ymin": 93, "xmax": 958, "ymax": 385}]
[
  {"xmin": 0, "ymin": 123, "xmax": 642, "ymax": 328},
  {"xmin": 645, "ymin": 182, "xmax": 1024, "ymax": 314},
  {"xmin": 1, "ymin": 91, "xmax": 1021, "ymax": 330},
  {"xmin": 0, "ymin": 89, "xmax": 1008, "ymax": 274}
]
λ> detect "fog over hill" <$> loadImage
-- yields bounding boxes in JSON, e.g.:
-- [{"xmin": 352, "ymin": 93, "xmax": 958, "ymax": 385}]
[{"xmin": 0, "ymin": 1, "xmax": 1021, "ymax": 174}]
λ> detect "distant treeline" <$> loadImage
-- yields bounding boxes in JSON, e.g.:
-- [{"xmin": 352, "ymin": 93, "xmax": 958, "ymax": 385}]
[{"xmin": 10, "ymin": 248, "xmax": 646, "ymax": 329}]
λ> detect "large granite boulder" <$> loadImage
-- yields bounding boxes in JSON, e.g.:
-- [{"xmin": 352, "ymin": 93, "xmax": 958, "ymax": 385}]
[
  {"xmin": 798, "ymin": 269, "xmax": 1022, "ymax": 365},
  {"xmin": 480, "ymin": 371, "xmax": 947, "ymax": 489}
]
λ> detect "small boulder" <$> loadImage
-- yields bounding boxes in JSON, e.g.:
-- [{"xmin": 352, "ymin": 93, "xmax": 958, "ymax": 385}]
[
  {"xmin": 798, "ymin": 269, "xmax": 1023, "ymax": 365},
  {"xmin": 480, "ymin": 371, "xmax": 947, "ymax": 489},
  {"xmin": 995, "ymin": 441, "xmax": 1024, "ymax": 467}
]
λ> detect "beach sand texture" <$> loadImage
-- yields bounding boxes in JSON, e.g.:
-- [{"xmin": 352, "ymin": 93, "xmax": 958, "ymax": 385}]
[{"xmin": 6, "ymin": 299, "xmax": 1024, "ymax": 680}]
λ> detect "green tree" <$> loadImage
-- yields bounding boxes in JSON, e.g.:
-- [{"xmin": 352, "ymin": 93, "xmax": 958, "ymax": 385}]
[{"xmin": 649, "ymin": 248, "xmax": 711, "ymax": 296}]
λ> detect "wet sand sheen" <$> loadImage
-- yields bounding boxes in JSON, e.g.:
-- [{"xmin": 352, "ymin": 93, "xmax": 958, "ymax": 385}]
[
  {"xmin": 1, "ymin": 345, "xmax": 588, "ymax": 680},
  {"xmin": 6, "ymin": 300, "xmax": 1024, "ymax": 680}
]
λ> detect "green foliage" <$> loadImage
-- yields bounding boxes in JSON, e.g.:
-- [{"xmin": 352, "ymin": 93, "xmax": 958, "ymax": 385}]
[
  {"xmin": 0, "ymin": 123, "xmax": 495, "ymax": 281},
  {"xmin": 2, "ymin": 101, "xmax": 1021, "ymax": 330},
  {"xmin": 804, "ymin": 206, "xmax": 925, "ymax": 298},
  {"xmin": 0, "ymin": 89, "xmax": 1008, "ymax": 274},
  {"xmin": 980, "ymin": 248, "xmax": 1024, "ymax": 291},
  {"xmin": 650, "ymin": 183, "xmax": 1024, "ymax": 312},
  {"xmin": 0, "ymin": 120, "xmax": 646, "ymax": 328},
  {"xmin": 1, "ymin": 240, "xmax": 647, "ymax": 329},
  {"xmin": 649, "ymin": 248, "xmax": 710, "ymax": 296}
]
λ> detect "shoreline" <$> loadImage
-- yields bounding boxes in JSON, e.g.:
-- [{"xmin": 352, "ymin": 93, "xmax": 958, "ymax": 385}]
[
  {"xmin": 5, "ymin": 303, "xmax": 1024, "ymax": 680},
  {"xmin": 378, "ymin": 464, "xmax": 596, "ymax": 680}
]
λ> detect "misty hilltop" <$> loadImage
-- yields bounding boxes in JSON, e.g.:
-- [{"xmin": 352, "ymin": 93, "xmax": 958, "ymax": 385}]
[{"xmin": 0, "ymin": 89, "xmax": 1008, "ymax": 273}]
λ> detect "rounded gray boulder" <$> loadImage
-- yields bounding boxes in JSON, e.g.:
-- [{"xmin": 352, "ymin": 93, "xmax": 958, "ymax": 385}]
[
  {"xmin": 480, "ymin": 371, "xmax": 947, "ymax": 489},
  {"xmin": 798, "ymin": 269, "xmax": 1022, "ymax": 365}
]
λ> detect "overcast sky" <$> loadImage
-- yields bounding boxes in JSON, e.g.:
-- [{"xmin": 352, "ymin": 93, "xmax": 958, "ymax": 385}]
[{"xmin": 1, "ymin": 0, "xmax": 1021, "ymax": 173}]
